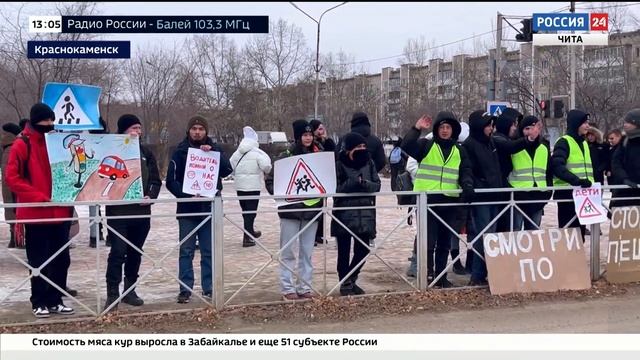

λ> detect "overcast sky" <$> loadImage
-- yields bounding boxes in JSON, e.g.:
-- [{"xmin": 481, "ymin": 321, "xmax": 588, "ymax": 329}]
[{"xmin": 10, "ymin": 2, "xmax": 640, "ymax": 73}]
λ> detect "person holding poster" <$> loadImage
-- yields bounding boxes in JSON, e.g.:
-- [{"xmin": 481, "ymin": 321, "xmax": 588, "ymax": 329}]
[
  {"xmin": 402, "ymin": 112, "xmax": 474, "ymax": 287},
  {"xmin": 508, "ymin": 115, "xmax": 553, "ymax": 230},
  {"xmin": 230, "ymin": 126, "xmax": 272, "ymax": 248},
  {"xmin": 552, "ymin": 109, "xmax": 594, "ymax": 239},
  {"xmin": 611, "ymin": 109, "xmax": 640, "ymax": 208},
  {"xmin": 331, "ymin": 132, "xmax": 381, "ymax": 295},
  {"xmin": 265, "ymin": 119, "xmax": 323, "ymax": 301},
  {"xmin": 166, "ymin": 115, "xmax": 232, "ymax": 304},
  {"xmin": 5, "ymin": 103, "xmax": 75, "ymax": 318},
  {"xmin": 103, "ymin": 114, "xmax": 162, "ymax": 311}
]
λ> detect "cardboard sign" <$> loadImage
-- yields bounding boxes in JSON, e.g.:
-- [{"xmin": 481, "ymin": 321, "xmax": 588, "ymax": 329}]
[
  {"xmin": 45, "ymin": 133, "xmax": 143, "ymax": 202},
  {"xmin": 484, "ymin": 228, "xmax": 591, "ymax": 295},
  {"xmin": 42, "ymin": 82, "xmax": 102, "ymax": 131},
  {"xmin": 606, "ymin": 207, "xmax": 640, "ymax": 283},
  {"xmin": 273, "ymin": 152, "xmax": 336, "ymax": 207},
  {"xmin": 572, "ymin": 183, "xmax": 607, "ymax": 225},
  {"xmin": 182, "ymin": 148, "xmax": 221, "ymax": 198}
]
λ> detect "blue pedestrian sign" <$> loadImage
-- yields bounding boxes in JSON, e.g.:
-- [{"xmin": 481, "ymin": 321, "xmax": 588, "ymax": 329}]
[
  {"xmin": 42, "ymin": 82, "xmax": 102, "ymax": 131},
  {"xmin": 486, "ymin": 101, "xmax": 511, "ymax": 117}
]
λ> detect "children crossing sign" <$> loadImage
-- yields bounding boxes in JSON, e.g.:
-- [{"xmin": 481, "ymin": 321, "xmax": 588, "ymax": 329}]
[
  {"xmin": 273, "ymin": 152, "xmax": 336, "ymax": 208},
  {"xmin": 285, "ymin": 158, "xmax": 327, "ymax": 202},
  {"xmin": 572, "ymin": 183, "xmax": 607, "ymax": 225},
  {"xmin": 42, "ymin": 82, "xmax": 102, "ymax": 131}
]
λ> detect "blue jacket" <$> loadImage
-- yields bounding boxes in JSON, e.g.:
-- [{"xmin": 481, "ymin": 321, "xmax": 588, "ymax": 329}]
[{"xmin": 166, "ymin": 137, "xmax": 233, "ymax": 219}]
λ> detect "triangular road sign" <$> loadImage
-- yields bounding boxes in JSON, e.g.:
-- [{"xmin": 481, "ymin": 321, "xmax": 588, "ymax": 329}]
[
  {"xmin": 191, "ymin": 180, "xmax": 201, "ymax": 191},
  {"xmin": 285, "ymin": 158, "xmax": 326, "ymax": 202},
  {"xmin": 579, "ymin": 196, "xmax": 603, "ymax": 218}
]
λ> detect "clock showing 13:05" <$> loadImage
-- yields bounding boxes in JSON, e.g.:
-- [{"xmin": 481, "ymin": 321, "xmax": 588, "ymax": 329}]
[{"xmin": 29, "ymin": 16, "xmax": 62, "ymax": 33}]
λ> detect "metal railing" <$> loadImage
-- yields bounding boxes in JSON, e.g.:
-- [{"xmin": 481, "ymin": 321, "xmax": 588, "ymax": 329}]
[{"xmin": 0, "ymin": 184, "xmax": 635, "ymax": 325}]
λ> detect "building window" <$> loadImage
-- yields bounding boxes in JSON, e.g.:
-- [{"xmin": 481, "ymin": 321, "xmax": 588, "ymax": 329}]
[{"xmin": 636, "ymin": 47, "xmax": 639, "ymax": 58}]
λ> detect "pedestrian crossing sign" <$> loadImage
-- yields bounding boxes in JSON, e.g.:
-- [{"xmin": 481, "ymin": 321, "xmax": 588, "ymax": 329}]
[
  {"xmin": 42, "ymin": 82, "xmax": 102, "ymax": 131},
  {"xmin": 486, "ymin": 101, "xmax": 511, "ymax": 117}
]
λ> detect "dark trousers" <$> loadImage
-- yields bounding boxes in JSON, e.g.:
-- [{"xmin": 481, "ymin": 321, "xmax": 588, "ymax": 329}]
[
  {"xmin": 427, "ymin": 206, "xmax": 455, "ymax": 280},
  {"xmin": 237, "ymin": 191, "xmax": 260, "ymax": 235},
  {"xmin": 105, "ymin": 218, "xmax": 150, "ymax": 286},
  {"xmin": 25, "ymin": 222, "xmax": 71, "ymax": 309},
  {"xmin": 555, "ymin": 191, "xmax": 586, "ymax": 240},
  {"xmin": 336, "ymin": 233, "xmax": 371, "ymax": 281}
]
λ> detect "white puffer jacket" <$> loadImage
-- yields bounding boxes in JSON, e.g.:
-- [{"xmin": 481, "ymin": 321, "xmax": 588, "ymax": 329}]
[{"xmin": 230, "ymin": 138, "xmax": 272, "ymax": 191}]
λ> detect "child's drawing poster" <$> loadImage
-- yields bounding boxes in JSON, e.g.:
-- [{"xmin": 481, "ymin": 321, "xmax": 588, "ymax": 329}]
[{"xmin": 45, "ymin": 133, "xmax": 144, "ymax": 202}]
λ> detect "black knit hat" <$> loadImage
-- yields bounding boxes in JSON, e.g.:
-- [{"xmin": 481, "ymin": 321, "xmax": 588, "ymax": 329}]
[
  {"xmin": 292, "ymin": 119, "xmax": 313, "ymax": 141},
  {"xmin": 2, "ymin": 123, "xmax": 21, "ymax": 136},
  {"xmin": 566, "ymin": 109, "xmax": 589, "ymax": 133},
  {"xmin": 309, "ymin": 119, "xmax": 323, "ymax": 132},
  {"xmin": 30, "ymin": 103, "xmax": 55, "ymax": 125},
  {"xmin": 343, "ymin": 132, "xmax": 367, "ymax": 151},
  {"xmin": 351, "ymin": 112, "xmax": 371, "ymax": 128},
  {"xmin": 518, "ymin": 115, "xmax": 539, "ymax": 137},
  {"xmin": 117, "ymin": 114, "xmax": 142, "ymax": 134},
  {"xmin": 623, "ymin": 109, "xmax": 640, "ymax": 128}
]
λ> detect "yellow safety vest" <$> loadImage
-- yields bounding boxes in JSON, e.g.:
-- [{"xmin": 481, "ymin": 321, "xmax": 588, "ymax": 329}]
[
  {"xmin": 413, "ymin": 143, "xmax": 461, "ymax": 197},
  {"xmin": 508, "ymin": 144, "xmax": 549, "ymax": 188},
  {"xmin": 553, "ymin": 135, "xmax": 594, "ymax": 186}
]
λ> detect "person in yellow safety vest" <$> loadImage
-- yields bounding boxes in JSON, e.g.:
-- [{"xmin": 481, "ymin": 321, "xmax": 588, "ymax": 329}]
[
  {"xmin": 401, "ymin": 112, "xmax": 474, "ymax": 288},
  {"xmin": 508, "ymin": 115, "xmax": 553, "ymax": 230},
  {"xmin": 552, "ymin": 109, "xmax": 594, "ymax": 240}
]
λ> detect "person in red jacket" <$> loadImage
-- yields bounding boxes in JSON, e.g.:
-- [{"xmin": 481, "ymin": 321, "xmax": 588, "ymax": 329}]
[{"xmin": 5, "ymin": 103, "xmax": 75, "ymax": 318}]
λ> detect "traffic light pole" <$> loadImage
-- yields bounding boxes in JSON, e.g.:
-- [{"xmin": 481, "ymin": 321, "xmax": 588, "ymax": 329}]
[
  {"xmin": 569, "ymin": 1, "xmax": 576, "ymax": 109},
  {"xmin": 496, "ymin": 12, "xmax": 503, "ymax": 101}
]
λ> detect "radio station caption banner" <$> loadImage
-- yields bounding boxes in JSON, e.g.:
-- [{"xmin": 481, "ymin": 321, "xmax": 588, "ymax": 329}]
[{"xmin": 484, "ymin": 228, "xmax": 591, "ymax": 295}]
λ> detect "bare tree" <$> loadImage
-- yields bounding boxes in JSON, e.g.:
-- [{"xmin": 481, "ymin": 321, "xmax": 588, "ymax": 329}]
[
  {"xmin": 0, "ymin": 2, "xmax": 103, "ymax": 119},
  {"xmin": 244, "ymin": 18, "xmax": 311, "ymax": 131}
]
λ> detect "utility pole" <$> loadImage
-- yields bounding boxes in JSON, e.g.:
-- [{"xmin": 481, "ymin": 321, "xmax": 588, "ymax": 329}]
[
  {"xmin": 570, "ymin": 1, "xmax": 576, "ymax": 109},
  {"xmin": 290, "ymin": 2, "xmax": 348, "ymax": 122},
  {"xmin": 496, "ymin": 12, "xmax": 504, "ymax": 101}
]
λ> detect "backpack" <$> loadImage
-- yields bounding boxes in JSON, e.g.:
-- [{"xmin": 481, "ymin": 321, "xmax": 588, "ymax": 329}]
[
  {"xmin": 389, "ymin": 147, "xmax": 402, "ymax": 165},
  {"xmin": 395, "ymin": 171, "xmax": 416, "ymax": 205}
]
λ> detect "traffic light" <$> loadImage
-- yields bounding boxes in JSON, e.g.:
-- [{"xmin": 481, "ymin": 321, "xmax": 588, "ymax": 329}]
[
  {"xmin": 515, "ymin": 18, "xmax": 536, "ymax": 42},
  {"xmin": 553, "ymin": 99, "xmax": 565, "ymax": 118},
  {"xmin": 540, "ymin": 99, "xmax": 550, "ymax": 118}
]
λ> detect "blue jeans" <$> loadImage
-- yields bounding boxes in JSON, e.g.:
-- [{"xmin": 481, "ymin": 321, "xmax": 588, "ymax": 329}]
[
  {"xmin": 468, "ymin": 205, "xmax": 499, "ymax": 282},
  {"xmin": 178, "ymin": 217, "xmax": 213, "ymax": 294},
  {"xmin": 513, "ymin": 208, "xmax": 543, "ymax": 231}
]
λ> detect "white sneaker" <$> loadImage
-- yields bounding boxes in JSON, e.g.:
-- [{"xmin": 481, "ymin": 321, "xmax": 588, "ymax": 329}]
[
  {"xmin": 48, "ymin": 304, "xmax": 75, "ymax": 315},
  {"xmin": 33, "ymin": 307, "xmax": 50, "ymax": 318}
]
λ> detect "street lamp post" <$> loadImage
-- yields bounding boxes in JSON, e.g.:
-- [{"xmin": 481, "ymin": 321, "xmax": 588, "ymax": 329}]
[{"xmin": 290, "ymin": 2, "xmax": 347, "ymax": 122}]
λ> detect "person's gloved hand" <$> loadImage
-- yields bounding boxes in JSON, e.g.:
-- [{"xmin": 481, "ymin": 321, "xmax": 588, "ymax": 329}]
[
  {"xmin": 623, "ymin": 179, "xmax": 639, "ymax": 189},
  {"xmin": 460, "ymin": 187, "xmax": 475, "ymax": 204},
  {"xmin": 578, "ymin": 179, "xmax": 592, "ymax": 188}
]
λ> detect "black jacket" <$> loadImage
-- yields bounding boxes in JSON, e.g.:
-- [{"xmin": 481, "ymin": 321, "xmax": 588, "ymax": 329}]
[
  {"xmin": 588, "ymin": 141, "xmax": 609, "ymax": 184},
  {"xmin": 401, "ymin": 117, "xmax": 474, "ymax": 204},
  {"xmin": 265, "ymin": 142, "xmax": 324, "ymax": 221},
  {"xmin": 462, "ymin": 116, "xmax": 503, "ymax": 203},
  {"xmin": 106, "ymin": 144, "xmax": 162, "ymax": 216},
  {"xmin": 611, "ymin": 136, "xmax": 640, "ymax": 207},
  {"xmin": 166, "ymin": 137, "xmax": 233, "ymax": 218},
  {"xmin": 330, "ymin": 152, "xmax": 380, "ymax": 238},
  {"xmin": 337, "ymin": 124, "xmax": 386, "ymax": 173}
]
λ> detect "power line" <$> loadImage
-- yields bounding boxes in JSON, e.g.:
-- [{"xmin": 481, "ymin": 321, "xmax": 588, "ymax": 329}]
[
  {"xmin": 338, "ymin": 29, "xmax": 497, "ymax": 66},
  {"xmin": 576, "ymin": 2, "xmax": 640, "ymax": 10}
]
